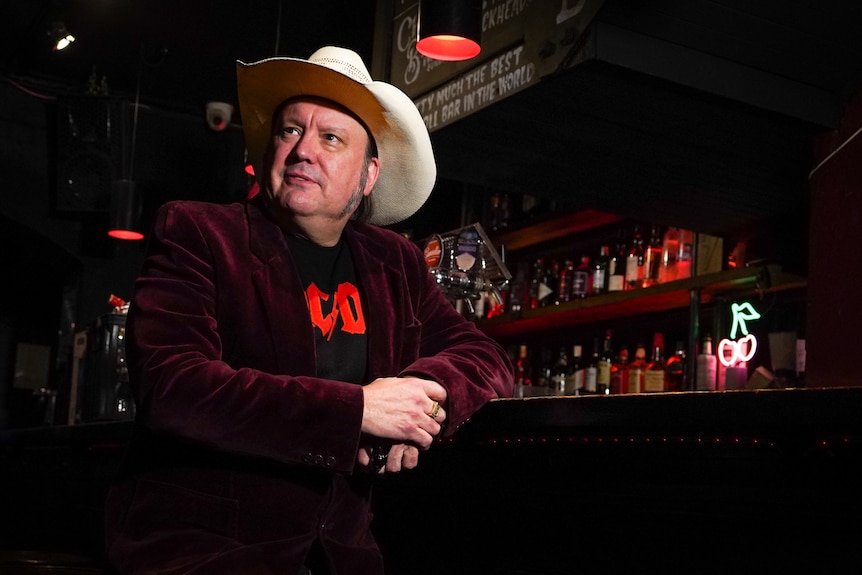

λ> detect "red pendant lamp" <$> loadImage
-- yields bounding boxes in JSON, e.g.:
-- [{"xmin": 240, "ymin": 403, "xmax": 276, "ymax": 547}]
[{"xmin": 416, "ymin": 0, "xmax": 483, "ymax": 62}]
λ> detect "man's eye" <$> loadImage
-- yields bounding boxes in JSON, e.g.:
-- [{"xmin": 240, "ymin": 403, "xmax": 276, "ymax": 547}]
[
  {"xmin": 323, "ymin": 133, "xmax": 341, "ymax": 143},
  {"xmin": 279, "ymin": 127, "xmax": 301, "ymax": 137}
]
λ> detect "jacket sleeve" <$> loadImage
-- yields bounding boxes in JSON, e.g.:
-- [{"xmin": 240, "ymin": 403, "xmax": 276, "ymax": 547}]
[
  {"xmin": 394, "ymin": 237, "xmax": 515, "ymax": 436},
  {"xmin": 125, "ymin": 201, "xmax": 365, "ymax": 474}
]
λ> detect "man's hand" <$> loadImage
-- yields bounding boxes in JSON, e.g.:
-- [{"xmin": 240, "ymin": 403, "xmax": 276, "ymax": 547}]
[
  {"xmin": 357, "ymin": 443, "xmax": 421, "ymax": 474},
  {"xmin": 361, "ymin": 376, "xmax": 447, "ymax": 449}
]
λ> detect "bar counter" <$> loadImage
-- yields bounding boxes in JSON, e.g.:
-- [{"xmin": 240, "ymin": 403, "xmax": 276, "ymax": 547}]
[{"xmin": 2, "ymin": 388, "xmax": 860, "ymax": 573}]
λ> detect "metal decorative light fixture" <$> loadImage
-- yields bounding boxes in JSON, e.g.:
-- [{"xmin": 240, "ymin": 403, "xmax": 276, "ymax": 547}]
[{"xmin": 416, "ymin": 0, "xmax": 482, "ymax": 62}]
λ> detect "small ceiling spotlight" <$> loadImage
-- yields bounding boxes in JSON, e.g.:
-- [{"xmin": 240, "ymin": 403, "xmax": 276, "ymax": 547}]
[{"xmin": 51, "ymin": 21, "xmax": 76, "ymax": 51}]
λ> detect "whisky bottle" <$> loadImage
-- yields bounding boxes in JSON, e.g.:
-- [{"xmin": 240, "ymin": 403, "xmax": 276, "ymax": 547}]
[
  {"xmin": 658, "ymin": 226, "xmax": 681, "ymax": 284},
  {"xmin": 592, "ymin": 246, "xmax": 610, "ymax": 295},
  {"xmin": 565, "ymin": 344, "xmax": 585, "ymax": 395},
  {"xmin": 695, "ymin": 336, "xmax": 717, "ymax": 391},
  {"xmin": 528, "ymin": 258, "xmax": 544, "ymax": 309},
  {"xmin": 596, "ymin": 329, "xmax": 613, "ymax": 395},
  {"xmin": 643, "ymin": 332, "xmax": 667, "ymax": 392},
  {"xmin": 610, "ymin": 344, "xmax": 629, "ymax": 394},
  {"xmin": 551, "ymin": 346, "xmax": 569, "ymax": 395},
  {"xmin": 627, "ymin": 342, "xmax": 647, "ymax": 393},
  {"xmin": 557, "ymin": 260, "xmax": 574, "ymax": 304},
  {"xmin": 677, "ymin": 228, "xmax": 694, "ymax": 280},
  {"xmin": 666, "ymin": 340, "xmax": 686, "ymax": 391},
  {"xmin": 642, "ymin": 225, "xmax": 663, "ymax": 288},
  {"xmin": 625, "ymin": 226, "xmax": 645, "ymax": 290},
  {"xmin": 608, "ymin": 229, "xmax": 627, "ymax": 292},
  {"xmin": 584, "ymin": 338, "xmax": 599, "ymax": 394},
  {"xmin": 515, "ymin": 344, "xmax": 532, "ymax": 393},
  {"xmin": 540, "ymin": 260, "xmax": 559, "ymax": 307},
  {"xmin": 507, "ymin": 260, "xmax": 529, "ymax": 313},
  {"xmin": 535, "ymin": 346, "xmax": 552, "ymax": 391},
  {"xmin": 572, "ymin": 255, "xmax": 592, "ymax": 299}
]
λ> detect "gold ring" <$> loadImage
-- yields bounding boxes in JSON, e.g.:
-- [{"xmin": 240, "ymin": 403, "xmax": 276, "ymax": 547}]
[{"xmin": 429, "ymin": 401, "xmax": 441, "ymax": 419}]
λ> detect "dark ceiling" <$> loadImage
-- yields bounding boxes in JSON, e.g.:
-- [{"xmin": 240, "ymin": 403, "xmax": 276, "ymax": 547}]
[
  {"xmin": 3, "ymin": 0, "xmax": 862, "ymax": 243},
  {"xmin": 0, "ymin": 0, "xmax": 378, "ymax": 115}
]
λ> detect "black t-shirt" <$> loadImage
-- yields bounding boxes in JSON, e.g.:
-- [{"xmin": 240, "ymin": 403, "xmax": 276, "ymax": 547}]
[{"xmin": 285, "ymin": 234, "xmax": 368, "ymax": 384}]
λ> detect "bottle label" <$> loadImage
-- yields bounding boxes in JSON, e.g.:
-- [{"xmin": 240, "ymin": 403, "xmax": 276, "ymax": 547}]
[
  {"xmin": 592, "ymin": 270, "xmax": 607, "ymax": 293},
  {"xmin": 585, "ymin": 367, "xmax": 597, "ymax": 392},
  {"xmin": 628, "ymin": 367, "xmax": 642, "ymax": 393},
  {"xmin": 625, "ymin": 256, "xmax": 643, "ymax": 286},
  {"xmin": 643, "ymin": 370, "xmax": 665, "ymax": 392},
  {"xmin": 597, "ymin": 362, "xmax": 611, "ymax": 385},
  {"xmin": 572, "ymin": 271, "xmax": 589, "ymax": 297}
]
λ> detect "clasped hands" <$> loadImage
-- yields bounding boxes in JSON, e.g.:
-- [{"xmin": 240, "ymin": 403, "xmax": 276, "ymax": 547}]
[{"xmin": 358, "ymin": 376, "xmax": 447, "ymax": 474}]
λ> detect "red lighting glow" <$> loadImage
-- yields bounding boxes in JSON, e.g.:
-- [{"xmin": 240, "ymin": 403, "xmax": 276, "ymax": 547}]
[
  {"xmin": 108, "ymin": 229, "xmax": 145, "ymax": 241},
  {"xmin": 416, "ymin": 35, "xmax": 480, "ymax": 61}
]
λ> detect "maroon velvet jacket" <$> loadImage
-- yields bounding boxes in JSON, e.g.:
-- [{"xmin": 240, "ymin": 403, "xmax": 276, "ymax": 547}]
[{"xmin": 103, "ymin": 197, "xmax": 514, "ymax": 575}]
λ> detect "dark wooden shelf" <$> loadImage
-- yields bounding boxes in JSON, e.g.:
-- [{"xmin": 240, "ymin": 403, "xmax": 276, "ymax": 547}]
[
  {"xmin": 476, "ymin": 265, "xmax": 807, "ymax": 338},
  {"xmin": 492, "ymin": 209, "xmax": 623, "ymax": 251}
]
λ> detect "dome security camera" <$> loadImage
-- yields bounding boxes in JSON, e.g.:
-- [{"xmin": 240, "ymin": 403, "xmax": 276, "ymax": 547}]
[{"xmin": 206, "ymin": 102, "xmax": 234, "ymax": 132}]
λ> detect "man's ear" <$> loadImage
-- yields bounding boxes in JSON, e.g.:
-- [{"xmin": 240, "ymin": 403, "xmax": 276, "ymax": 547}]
[{"xmin": 364, "ymin": 156, "xmax": 380, "ymax": 196}]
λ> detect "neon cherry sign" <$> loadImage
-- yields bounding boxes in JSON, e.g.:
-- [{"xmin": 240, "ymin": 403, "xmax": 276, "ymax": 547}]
[{"xmin": 717, "ymin": 301, "xmax": 761, "ymax": 368}]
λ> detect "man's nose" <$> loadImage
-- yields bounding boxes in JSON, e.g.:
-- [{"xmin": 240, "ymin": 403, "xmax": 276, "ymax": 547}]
[{"xmin": 291, "ymin": 132, "xmax": 317, "ymax": 161}]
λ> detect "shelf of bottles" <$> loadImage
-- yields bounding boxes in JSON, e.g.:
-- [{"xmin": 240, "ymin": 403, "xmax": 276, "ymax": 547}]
[
  {"xmin": 476, "ymin": 210, "xmax": 807, "ymax": 338},
  {"xmin": 468, "ymin": 196, "xmax": 808, "ymax": 398},
  {"xmin": 478, "ymin": 264, "xmax": 806, "ymax": 338}
]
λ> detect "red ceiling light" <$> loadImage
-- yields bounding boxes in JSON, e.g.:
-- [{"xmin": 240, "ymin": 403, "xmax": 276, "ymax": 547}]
[
  {"xmin": 107, "ymin": 179, "xmax": 144, "ymax": 240},
  {"xmin": 416, "ymin": 0, "xmax": 482, "ymax": 62}
]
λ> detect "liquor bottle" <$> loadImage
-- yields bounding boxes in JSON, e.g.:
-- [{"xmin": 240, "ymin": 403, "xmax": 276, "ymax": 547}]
[
  {"xmin": 565, "ymin": 344, "xmax": 585, "ymax": 395},
  {"xmin": 627, "ymin": 342, "xmax": 647, "ymax": 393},
  {"xmin": 677, "ymin": 228, "xmax": 694, "ymax": 280},
  {"xmin": 596, "ymin": 329, "xmax": 613, "ymax": 394},
  {"xmin": 591, "ymin": 245, "xmax": 610, "ymax": 295},
  {"xmin": 515, "ymin": 344, "xmax": 532, "ymax": 392},
  {"xmin": 571, "ymin": 255, "xmax": 591, "ymax": 299},
  {"xmin": 658, "ymin": 226, "xmax": 681, "ymax": 284},
  {"xmin": 551, "ymin": 346, "xmax": 569, "ymax": 395},
  {"xmin": 610, "ymin": 344, "xmax": 630, "ymax": 394},
  {"xmin": 584, "ymin": 338, "xmax": 599, "ymax": 394},
  {"xmin": 642, "ymin": 225, "xmax": 663, "ymax": 288},
  {"xmin": 540, "ymin": 260, "xmax": 559, "ymax": 307},
  {"xmin": 666, "ymin": 340, "xmax": 687, "ymax": 391},
  {"xmin": 535, "ymin": 346, "xmax": 552, "ymax": 391},
  {"xmin": 608, "ymin": 229, "xmax": 627, "ymax": 292},
  {"xmin": 507, "ymin": 260, "xmax": 529, "ymax": 313},
  {"xmin": 695, "ymin": 336, "xmax": 717, "ymax": 391},
  {"xmin": 643, "ymin": 332, "xmax": 667, "ymax": 392},
  {"xmin": 528, "ymin": 258, "xmax": 544, "ymax": 309},
  {"xmin": 557, "ymin": 260, "xmax": 574, "ymax": 304},
  {"xmin": 625, "ymin": 226, "xmax": 645, "ymax": 290}
]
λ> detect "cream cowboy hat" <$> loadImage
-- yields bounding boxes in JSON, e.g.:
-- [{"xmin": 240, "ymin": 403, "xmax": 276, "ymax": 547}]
[{"xmin": 236, "ymin": 46, "xmax": 437, "ymax": 226}]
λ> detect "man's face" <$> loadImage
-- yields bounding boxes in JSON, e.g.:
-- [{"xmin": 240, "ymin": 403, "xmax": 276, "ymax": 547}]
[{"xmin": 266, "ymin": 98, "xmax": 379, "ymax": 224}]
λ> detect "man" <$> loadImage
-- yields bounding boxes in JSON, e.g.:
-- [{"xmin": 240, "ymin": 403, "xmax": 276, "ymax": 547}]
[{"xmin": 103, "ymin": 46, "xmax": 514, "ymax": 575}]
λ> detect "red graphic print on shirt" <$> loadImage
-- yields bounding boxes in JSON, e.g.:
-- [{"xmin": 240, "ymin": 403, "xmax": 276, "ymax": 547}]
[{"xmin": 305, "ymin": 282, "xmax": 366, "ymax": 340}]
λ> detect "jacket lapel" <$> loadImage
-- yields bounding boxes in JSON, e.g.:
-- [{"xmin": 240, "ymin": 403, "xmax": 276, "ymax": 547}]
[{"xmin": 245, "ymin": 200, "xmax": 317, "ymax": 376}]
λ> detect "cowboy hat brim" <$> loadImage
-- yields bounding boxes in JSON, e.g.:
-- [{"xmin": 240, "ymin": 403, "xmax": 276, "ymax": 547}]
[{"xmin": 236, "ymin": 49, "xmax": 436, "ymax": 226}]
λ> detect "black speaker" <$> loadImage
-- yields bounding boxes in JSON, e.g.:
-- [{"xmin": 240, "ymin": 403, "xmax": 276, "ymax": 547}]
[{"xmin": 54, "ymin": 95, "xmax": 129, "ymax": 214}]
